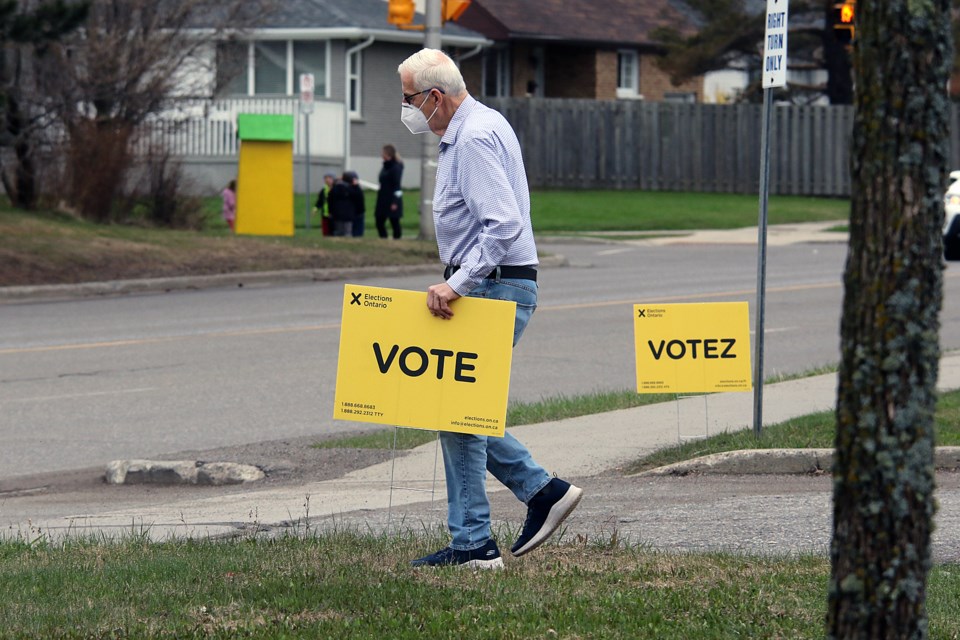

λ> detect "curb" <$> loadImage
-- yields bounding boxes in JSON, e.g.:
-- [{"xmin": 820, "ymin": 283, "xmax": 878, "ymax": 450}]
[
  {"xmin": 637, "ymin": 446, "xmax": 960, "ymax": 476},
  {"xmin": 0, "ymin": 255, "xmax": 570, "ymax": 302},
  {"xmin": 0, "ymin": 264, "xmax": 436, "ymax": 302}
]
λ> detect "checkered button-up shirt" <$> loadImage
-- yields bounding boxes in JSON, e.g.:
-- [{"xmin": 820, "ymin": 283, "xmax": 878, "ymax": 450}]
[{"xmin": 434, "ymin": 96, "xmax": 538, "ymax": 296}]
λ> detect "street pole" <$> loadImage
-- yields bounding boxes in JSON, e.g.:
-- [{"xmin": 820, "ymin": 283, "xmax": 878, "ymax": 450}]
[
  {"xmin": 304, "ymin": 111, "xmax": 311, "ymax": 230},
  {"xmin": 754, "ymin": 0, "xmax": 789, "ymax": 438},
  {"xmin": 753, "ymin": 87, "xmax": 772, "ymax": 438},
  {"xmin": 299, "ymin": 73, "xmax": 315, "ymax": 231},
  {"xmin": 418, "ymin": 0, "xmax": 441, "ymax": 241}
]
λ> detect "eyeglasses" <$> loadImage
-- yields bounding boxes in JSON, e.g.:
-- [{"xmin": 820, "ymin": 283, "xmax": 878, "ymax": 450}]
[{"xmin": 403, "ymin": 87, "xmax": 445, "ymax": 105}]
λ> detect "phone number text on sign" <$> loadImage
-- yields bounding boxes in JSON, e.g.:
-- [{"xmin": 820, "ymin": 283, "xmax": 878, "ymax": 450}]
[{"xmin": 339, "ymin": 401, "xmax": 384, "ymax": 418}]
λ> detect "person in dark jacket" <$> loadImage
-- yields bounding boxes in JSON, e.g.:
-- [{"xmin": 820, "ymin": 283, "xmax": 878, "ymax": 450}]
[
  {"xmin": 344, "ymin": 170, "xmax": 366, "ymax": 237},
  {"xmin": 374, "ymin": 144, "xmax": 404, "ymax": 239},
  {"xmin": 327, "ymin": 174, "xmax": 355, "ymax": 237}
]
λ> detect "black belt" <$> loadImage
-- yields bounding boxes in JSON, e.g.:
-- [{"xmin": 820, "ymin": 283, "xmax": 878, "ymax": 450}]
[{"xmin": 444, "ymin": 264, "xmax": 537, "ymax": 281}]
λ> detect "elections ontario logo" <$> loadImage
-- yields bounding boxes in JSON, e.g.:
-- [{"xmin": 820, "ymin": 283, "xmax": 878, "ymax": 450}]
[{"xmin": 350, "ymin": 290, "xmax": 393, "ymax": 309}]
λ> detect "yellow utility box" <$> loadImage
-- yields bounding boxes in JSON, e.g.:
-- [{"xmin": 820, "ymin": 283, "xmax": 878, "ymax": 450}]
[{"xmin": 235, "ymin": 113, "xmax": 294, "ymax": 236}]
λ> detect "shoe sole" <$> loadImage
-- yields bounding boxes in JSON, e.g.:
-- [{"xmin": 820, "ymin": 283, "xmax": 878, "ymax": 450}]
[
  {"xmin": 463, "ymin": 557, "xmax": 505, "ymax": 570},
  {"xmin": 511, "ymin": 485, "xmax": 583, "ymax": 557},
  {"xmin": 412, "ymin": 557, "xmax": 505, "ymax": 570}
]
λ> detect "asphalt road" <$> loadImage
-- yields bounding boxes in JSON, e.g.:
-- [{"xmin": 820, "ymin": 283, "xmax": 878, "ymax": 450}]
[{"xmin": 3, "ymin": 238, "xmax": 960, "ymax": 480}]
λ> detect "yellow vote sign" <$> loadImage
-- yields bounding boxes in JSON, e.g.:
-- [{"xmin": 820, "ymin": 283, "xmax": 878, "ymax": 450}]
[
  {"xmin": 334, "ymin": 285, "xmax": 516, "ymax": 436},
  {"xmin": 634, "ymin": 302, "xmax": 753, "ymax": 394}
]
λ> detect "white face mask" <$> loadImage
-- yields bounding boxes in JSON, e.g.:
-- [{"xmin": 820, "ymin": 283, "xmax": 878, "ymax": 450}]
[{"xmin": 401, "ymin": 96, "xmax": 439, "ymax": 135}]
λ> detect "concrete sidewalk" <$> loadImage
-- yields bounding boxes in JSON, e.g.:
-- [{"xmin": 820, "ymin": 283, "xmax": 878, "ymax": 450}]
[{"xmin": 5, "ymin": 353, "xmax": 959, "ymax": 543}]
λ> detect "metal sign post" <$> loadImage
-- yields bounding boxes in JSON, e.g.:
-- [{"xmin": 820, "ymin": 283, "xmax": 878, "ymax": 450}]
[
  {"xmin": 754, "ymin": 0, "xmax": 789, "ymax": 437},
  {"xmin": 417, "ymin": 0, "xmax": 442, "ymax": 241},
  {"xmin": 299, "ymin": 73, "xmax": 315, "ymax": 231}
]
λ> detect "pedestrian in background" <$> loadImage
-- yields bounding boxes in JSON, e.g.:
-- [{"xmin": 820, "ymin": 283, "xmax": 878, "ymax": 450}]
[
  {"xmin": 220, "ymin": 179, "xmax": 236, "ymax": 232},
  {"xmin": 327, "ymin": 174, "xmax": 354, "ymax": 237},
  {"xmin": 398, "ymin": 48, "xmax": 582, "ymax": 569},
  {"xmin": 314, "ymin": 173, "xmax": 336, "ymax": 236},
  {"xmin": 375, "ymin": 144, "xmax": 404, "ymax": 239},
  {"xmin": 344, "ymin": 170, "xmax": 366, "ymax": 237}
]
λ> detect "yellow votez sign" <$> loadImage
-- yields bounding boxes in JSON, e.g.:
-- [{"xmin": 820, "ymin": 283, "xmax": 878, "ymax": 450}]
[
  {"xmin": 334, "ymin": 285, "xmax": 516, "ymax": 436},
  {"xmin": 634, "ymin": 302, "xmax": 752, "ymax": 394}
]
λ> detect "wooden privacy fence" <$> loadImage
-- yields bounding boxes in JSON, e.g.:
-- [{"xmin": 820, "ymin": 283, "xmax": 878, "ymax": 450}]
[
  {"xmin": 486, "ymin": 98, "xmax": 860, "ymax": 196},
  {"xmin": 146, "ymin": 98, "xmax": 960, "ymax": 196}
]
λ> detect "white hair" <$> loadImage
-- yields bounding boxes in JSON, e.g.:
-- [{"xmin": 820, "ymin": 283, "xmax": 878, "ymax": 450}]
[{"xmin": 397, "ymin": 48, "xmax": 467, "ymax": 96}]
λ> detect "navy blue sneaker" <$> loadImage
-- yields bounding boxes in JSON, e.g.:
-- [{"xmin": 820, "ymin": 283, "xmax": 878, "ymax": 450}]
[
  {"xmin": 511, "ymin": 478, "xmax": 583, "ymax": 557},
  {"xmin": 410, "ymin": 538, "xmax": 504, "ymax": 569}
]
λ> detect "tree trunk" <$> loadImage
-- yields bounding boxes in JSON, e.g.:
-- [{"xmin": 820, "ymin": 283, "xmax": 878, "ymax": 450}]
[
  {"xmin": 1, "ymin": 59, "xmax": 39, "ymax": 210},
  {"xmin": 827, "ymin": 1, "xmax": 951, "ymax": 638}
]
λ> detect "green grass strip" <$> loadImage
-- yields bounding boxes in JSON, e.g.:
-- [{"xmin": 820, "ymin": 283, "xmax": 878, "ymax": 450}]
[{"xmin": 0, "ymin": 533, "xmax": 956, "ymax": 638}]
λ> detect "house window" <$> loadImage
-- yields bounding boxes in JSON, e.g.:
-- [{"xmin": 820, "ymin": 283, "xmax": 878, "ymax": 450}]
[
  {"xmin": 293, "ymin": 41, "xmax": 328, "ymax": 98},
  {"xmin": 215, "ymin": 42, "xmax": 249, "ymax": 96},
  {"xmin": 347, "ymin": 49, "xmax": 362, "ymax": 116},
  {"xmin": 218, "ymin": 40, "xmax": 330, "ymax": 97},
  {"xmin": 617, "ymin": 49, "xmax": 640, "ymax": 99},
  {"xmin": 482, "ymin": 48, "xmax": 511, "ymax": 97},
  {"xmin": 254, "ymin": 41, "xmax": 287, "ymax": 95},
  {"xmin": 664, "ymin": 92, "xmax": 696, "ymax": 103}
]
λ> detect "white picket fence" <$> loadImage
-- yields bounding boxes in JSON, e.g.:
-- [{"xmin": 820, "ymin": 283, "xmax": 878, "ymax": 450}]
[{"xmin": 135, "ymin": 98, "xmax": 345, "ymax": 158}]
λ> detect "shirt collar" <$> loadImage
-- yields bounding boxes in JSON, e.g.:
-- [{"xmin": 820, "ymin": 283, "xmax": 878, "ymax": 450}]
[{"xmin": 439, "ymin": 94, "xmax": 478, "ymax": 147}]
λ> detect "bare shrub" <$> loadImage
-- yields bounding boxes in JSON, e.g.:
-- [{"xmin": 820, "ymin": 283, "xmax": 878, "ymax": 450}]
[
  {"xmin": 125, "ymin": 143, "xmax": 205, "ymax": 230},
  {"xmin": 65, "ymin": 120, "xmax": 134, "ymax": 223}
]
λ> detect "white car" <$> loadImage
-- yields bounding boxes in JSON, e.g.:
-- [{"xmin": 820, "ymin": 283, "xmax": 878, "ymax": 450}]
[{"xmin": 945, "ymin": 170, "xmax": 960, "ymax": 260}]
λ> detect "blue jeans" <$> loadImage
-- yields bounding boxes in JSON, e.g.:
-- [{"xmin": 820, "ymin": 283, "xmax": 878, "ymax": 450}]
[{"xmin": 439, "ymin": 277, "xmax": 551, "ymax": 550}]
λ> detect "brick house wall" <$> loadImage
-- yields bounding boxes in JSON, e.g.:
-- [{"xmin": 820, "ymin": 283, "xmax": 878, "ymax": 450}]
[
  {"xmin": 594, "ymin": 50, "xmax": 618, "ymax": 100},
  {"xmin": 510, "ymin": 43, "xmax": 535, "ymax": 97},
  {"xmin": 543, "ymin": 46, "xmax": 598, "ymax": 98},
  {"xmin": 640, "ymin": 55, "xmax": 702, "ymax": 102},
  {"xmin": 460, "ymin": 55, "xmax": 483, "ymax": 96},
  {"xmin": 461, "ymin": 44, "xmax": 704, "ymax": 103}
]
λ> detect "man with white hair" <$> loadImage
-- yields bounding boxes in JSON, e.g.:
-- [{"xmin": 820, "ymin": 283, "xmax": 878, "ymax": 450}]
[{"xmin": 398, "ymin": 48, "xmax": 582, "ymax": 569}]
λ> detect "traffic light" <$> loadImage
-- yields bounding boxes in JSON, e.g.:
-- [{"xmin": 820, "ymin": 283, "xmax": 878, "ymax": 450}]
[
  {"xmin": 388, "ymin": 0, "xmax": 415, "ymax": 26},
  {"xmin": 832, "ymin": 1, "xmax": 856, "ymax": 44},
  {"xmin": 443, "ymin": 0, "xmax": 471, "ymax": 22}
]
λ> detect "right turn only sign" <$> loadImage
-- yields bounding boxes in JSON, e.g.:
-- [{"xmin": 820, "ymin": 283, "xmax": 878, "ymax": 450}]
[{"xmin": 763, "ymin": 0, "xmax": 789, "ymax": 89}]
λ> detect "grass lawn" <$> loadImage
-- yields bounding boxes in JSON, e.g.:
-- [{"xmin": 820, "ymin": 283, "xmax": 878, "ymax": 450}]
[
  {"xmin": 623, "ymin": 387, "xmax": 960, "ymax": 474},
  {"xmin": 1, "ymin": 190, "xmax": 847, "ymax": 286},
  {"xmin": 361, "ymin": 189, "xmax": 849, "ymax": 235},
  {"xmin": 4, "ymin": 367, "xmax": 957, "ymax": 637},
  {"xmin": 528, "ymin": 190, "xmax": 849, "ymax": 232},
  {"xmin": 0, "ymin": 203, "xmax": 438, "ymax": 287},
  {"xmin": 2, "ymin": 531, "xmax": 957, "ymax": 639}
]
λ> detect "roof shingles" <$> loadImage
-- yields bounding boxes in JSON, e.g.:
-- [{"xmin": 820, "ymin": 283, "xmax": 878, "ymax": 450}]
[{"xmin": 461, "ymin": 0, "xmax": 695, "ymax": 46}]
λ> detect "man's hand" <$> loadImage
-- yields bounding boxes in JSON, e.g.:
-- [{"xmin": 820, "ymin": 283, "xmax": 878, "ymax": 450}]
[{"xmin": 427, "ymin": 282, "xmax": 460, "ymax": 319}]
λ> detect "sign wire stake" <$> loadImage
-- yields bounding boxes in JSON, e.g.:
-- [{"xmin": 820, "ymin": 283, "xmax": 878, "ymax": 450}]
[
  {"xmin": 386, "ymin": 427, "xmax": 442, "ymax": 532},
  {"xmin": 676, "ymin": 394, "xmax": 710, "ymax": 444}
]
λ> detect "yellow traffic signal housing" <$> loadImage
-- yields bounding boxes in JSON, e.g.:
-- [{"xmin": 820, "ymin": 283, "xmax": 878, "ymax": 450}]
[
  {"xmin": 443, "ymin": 0, "xmax": 471, "ymax": 22},
  {"xmin": 832, "ymin": 1, "xmax": 856, "ymax": 44},
  {"xmin": 388, "ymin": 0, "xmax": 416, "ymax": 26}
]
